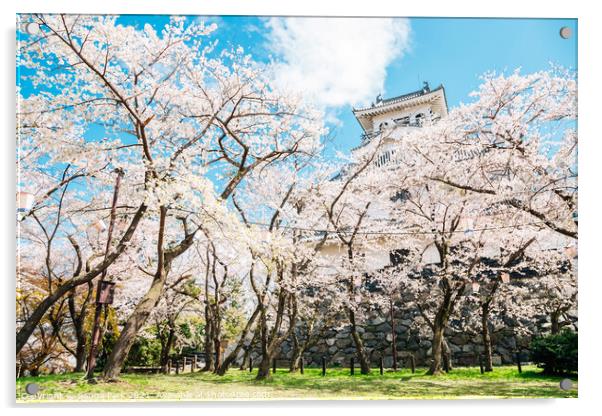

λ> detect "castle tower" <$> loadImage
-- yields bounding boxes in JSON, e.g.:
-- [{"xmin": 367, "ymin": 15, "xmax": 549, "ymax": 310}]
[
  {"xmin": 352, "ymin": 82, "xmax": 448, "ymax": 136},
  {"xmin": 315, "ymin": 83, "xmax": 450, "ymax": 273},
  {"xmin": 350, "ymin": 82, "xmax": 448, "ymax": 168}
]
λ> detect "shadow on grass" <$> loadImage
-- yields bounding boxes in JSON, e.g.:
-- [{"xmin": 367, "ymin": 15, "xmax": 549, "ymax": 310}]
[
  {"xmin": 180, "ymin": 366, "xmax": 577, "ymax": 399},
  {"xmin": 16, "ymin": 365, "xmax": 577, "ymax": 400}
]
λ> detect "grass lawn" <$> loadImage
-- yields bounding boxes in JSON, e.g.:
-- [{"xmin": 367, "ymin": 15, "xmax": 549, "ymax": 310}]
[{"xmin": 16, "ymin": 365, "xmax": 577, "ymax": 402}]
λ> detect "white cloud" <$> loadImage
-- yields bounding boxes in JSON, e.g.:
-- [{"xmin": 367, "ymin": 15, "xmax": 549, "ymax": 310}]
[{"xmin": 265, "ymin": 17, "xmax": 411, "ymax": 109}]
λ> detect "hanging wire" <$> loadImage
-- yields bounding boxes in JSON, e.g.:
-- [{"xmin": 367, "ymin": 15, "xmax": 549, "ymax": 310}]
[{"xmin": 244, "ymin": 220, "xmax": 553, "ymax": 236}]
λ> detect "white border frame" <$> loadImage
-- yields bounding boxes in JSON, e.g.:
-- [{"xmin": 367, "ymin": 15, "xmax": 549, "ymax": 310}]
[{"xmin": 3, "ymin": 1, "xmax": 600, "ymax": 414}]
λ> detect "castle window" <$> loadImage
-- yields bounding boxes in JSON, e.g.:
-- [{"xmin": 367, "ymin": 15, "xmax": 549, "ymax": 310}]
[
  {"xmin": 375, "ymin": 150, "xmax": 392, "ymax": 167},
  {"xmin": 414, "ymin": 113, "xmax": 424, "ymax": 126},
  {"xmin": 394, "ymin": 116, "xmax": 410, "ymax": 126},
  {"xmin": 378, "ymin": 121, "xmax": 391, "ymax": 131}
]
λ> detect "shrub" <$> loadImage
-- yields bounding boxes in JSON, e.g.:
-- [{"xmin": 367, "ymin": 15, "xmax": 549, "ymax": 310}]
[
  {"xmin": 530, "ymin": 329, "xmax": 577, "ymax": 375},
  {"xmin": 126, "ymin": 336, "xmax": 162, "ymax": 367}
]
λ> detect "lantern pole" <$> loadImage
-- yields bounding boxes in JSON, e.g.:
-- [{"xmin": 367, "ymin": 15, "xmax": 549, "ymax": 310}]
[
  {"xmin": 389, "ymin": 297, "xmax": 397, "ymax": 371},
  {"xmin": 85, "ymin": 168, "xmax": 124, "ymax": 381}
]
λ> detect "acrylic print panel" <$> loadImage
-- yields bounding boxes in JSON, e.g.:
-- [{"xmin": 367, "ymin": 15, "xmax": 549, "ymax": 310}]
[{"xmin": 15, "ymin": 14, "xmax": 577, "ymax": 402}]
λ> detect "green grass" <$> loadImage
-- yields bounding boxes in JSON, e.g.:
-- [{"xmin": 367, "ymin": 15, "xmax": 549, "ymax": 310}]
[{"xmin": 16, "ymin": 365, "xmax": 577, "ymax": 402}]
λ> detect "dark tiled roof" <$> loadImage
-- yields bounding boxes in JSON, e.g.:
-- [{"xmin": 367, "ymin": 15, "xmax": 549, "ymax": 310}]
[{"xmin": 353, "ymin": 83, "xmax": 444, "ymax": 113}]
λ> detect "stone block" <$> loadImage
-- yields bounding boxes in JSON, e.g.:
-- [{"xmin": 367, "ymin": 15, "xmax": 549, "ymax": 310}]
[
  {"xmin": 371, "ymin": 316, "xmax": 386, "ymax": 325},
  {"xmin": 383, "ymin": 356, "xmax": 394, "ymax": 368},
  {"xmin": 335, "ymin": 338, "xmax": 350, "ymax": 348}
]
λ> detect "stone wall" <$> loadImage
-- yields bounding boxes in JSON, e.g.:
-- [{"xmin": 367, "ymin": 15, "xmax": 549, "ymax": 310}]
[{"xmin": 246, "ymin": 306, "xmax": 577, "ymax": 369}]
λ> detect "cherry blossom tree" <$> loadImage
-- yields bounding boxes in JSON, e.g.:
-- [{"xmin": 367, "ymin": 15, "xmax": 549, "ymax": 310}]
[
  {"xmin": 228, "ymin": 163, "xmax": 321, "ymax": 380},
  {"xmin": 16, "ymin": 158, "xmax": 126, "ymax": 369},
  {"xmin": 464, "ymin": 231, "xmax": 537, "ymax": 371},
  {"xmin": 299, "ymin": 135, "xmax": 404, "ymax": 374},
  {"xmin": 376, "ymin": 67, "xmax": 577, "ymax": 375},
  {"xmin": 150, "ymin": 274, "xmax": 203, "ymax": 372},
  {"xmin": 521, "ymin": 243, "xmax": 577, "ymax": 335},
  {"xmin": 412, "ymin": 69, "xmax": 577, "ymax": 239},
  {"xmin": 370, "ymin": 247, "xmax": 422, "ymax": 371},
  {"xmin": 17, "ymin": 14, "xmax": 324, "ymax": 379}
]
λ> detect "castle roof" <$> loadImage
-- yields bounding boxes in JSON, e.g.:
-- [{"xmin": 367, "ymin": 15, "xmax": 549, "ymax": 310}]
[{"xmin": 352, "ymin": 83, "xmax": 448, "ymax": 132}]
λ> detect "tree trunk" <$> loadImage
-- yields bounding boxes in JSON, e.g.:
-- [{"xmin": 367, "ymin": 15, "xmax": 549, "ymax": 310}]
[
  {"xmin": 202, "ymin": 318, "xmax": 215, "ymax": 371},
  {"xmin": 256, "ymin": 355, "xmax": 272, "ymax": 380},
  {"xmin": 428, "ymin": 322, "xmax": 445, "ymax": 375},
  {"xmin": 74, "ymin": 336, "xmax": 87, "ymax": 372},
  {"xmin": 427, "ymin": 307, "xmax": 448, "ymax": 375},
  {"xmin": 343, "ymin": 245, "xmax": 370, "ymax": 374},
  {"xmin": 426, "ymin": 276, "xmax": 461, "ymax": 376},
  {"xmin": 201, "ymin": 245, "xmax": 215, "ymax": 372},
  {"xmin": 68, "ymin": 284, "xmax": 92, "ymax": 372},
  {"xmin": 390, "ymin": 299, "xmax": 398, "ymax": 371},
  {"xmin": 254, "ymin": 290, "xmax": 295, "ymax": 381},
  {"xmin": 17, "ymin": 287, "xmax": 72, "ymax": 356},
  {"xmin": 442, "ymin": 337, "xmax": 453, "ymax": 372},
  {"xmin": 160, "ymin": 327, "xmax": 175, "ymax": 373},
  {"xmin": 255, "ymin": 310, "xmax": 274, "ymax": 381},
  {"xmin": 72, "ymin": 298, "xmax": 88, "ymax": 373},
  {"xmin": 216, "ymin": 306, "xmax": 260, "ymax": 375},
  {"xmin": 289, "ymin": 350, "xmax": 305, "ymax": 373},
  {"xmin": 213, "ymin": 338, "xmax": 222, "ymax": 372},
  {"xmin": 289, "ymin": 332, "xmax": 302, "ymax": 372},
  {"xmin": 289, "ymin": 328, "xmax": 312, "ymax": 373},
  {"xmin": 102, "ymin": 268, "xmax": 169, "ymax": 380},
  {"xmin": 239, "ymin": 327, "xmax": 259, "ymax": 370},
  {"xmin": 239, "ymin": 349, "xmax": 250, "ymax": 371},
  {"xmin": 348, "ymin": 308, "xmax": 370, "ymax": 374},
  {"xmin": 482, "ymin": 303, "xmax": 493, "ymax": 371},
  {"xmin": 551, "ymin": 310, "xmax": 561, "ymax": 335}
]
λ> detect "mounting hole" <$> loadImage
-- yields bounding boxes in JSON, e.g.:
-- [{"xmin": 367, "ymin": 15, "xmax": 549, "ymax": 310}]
[
  {"xmin": 559, "ymin": 27, "xmax": 572, "ymax": 39},
  {"xmin": 24, "ymin": 23, "xmax": 41, "ymax": 35},
  {"xmin": 559, "ymin": 378, "xmax": 573, "ymax": 391},
  {"xmin": 25, "ymin": 383, "xmax": 40, "ymax": 395}
]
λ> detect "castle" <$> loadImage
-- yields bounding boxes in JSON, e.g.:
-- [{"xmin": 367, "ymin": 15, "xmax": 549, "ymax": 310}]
[{"xmin": 272, "ymin": 84, "xmax": 566, "ymax": 369}]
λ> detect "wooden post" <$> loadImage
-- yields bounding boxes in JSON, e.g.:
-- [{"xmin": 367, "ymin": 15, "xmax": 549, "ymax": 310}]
[
  {"xmin": 410, "ymin": 355, "xmax": 415, "ymax": 374},
  {"xmin": 443, "ymin": 355, "xmax": 449, "ymax": 373},
  {"xmin": 191, "ymin": 355, "xmax": 196, "ymax": 372},
  {"xmin": 175, "ymin": 360, "xmax": 180, "ymax": 375},
  {"xmin": 479, "ymin": 355, "xmax": 484, "ymax": 374},
  {"xmin": 249, "ymin": 356, "xmax": 253, "ymax": 372},
  {"xmin": 272, "ymin": 358, "xmax": 277, "ymax": 374},
  {"xmin": 300, "ymin": 357, "xmax": 304, "ymax": 375},
  {"xmin": 183, "ymin": 357, "xmax": 188, "ymax": 372},
  {"xmin": 379, "ymin": 356, "xmax": 384, "ymax": 375},
  {"xmin": 350, "ymin": 357, "xmax": 354, "ymax": 375},
  {"xmin": 390, "ymin": 299, "xmax": 398, "ymax": 371},
  {"xmin": 321, "ymin": 357, "xmax": 326, "ymax": 377},
  {"xmin": 515, "ymin": 351, "xmax": 522, "ymax": 374},
  {"xmin": 167, "ymin": 359, "xmax": 172, "ymax": 374}
]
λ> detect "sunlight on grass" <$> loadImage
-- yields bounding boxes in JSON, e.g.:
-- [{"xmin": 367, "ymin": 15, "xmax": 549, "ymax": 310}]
[{"xmin": 16, "ymin": 365, "xmax": 577, "ymax": 402}]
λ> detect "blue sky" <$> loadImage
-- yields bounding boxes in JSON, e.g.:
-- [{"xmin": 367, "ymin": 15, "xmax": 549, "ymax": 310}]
[
  {"xmin": 118, "ymin": 15, "xmax": 576, "ymax": 154},
  {"xmin": 23, "ymin": 15, "xmax": 578, "ymax": 156}
]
